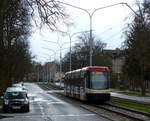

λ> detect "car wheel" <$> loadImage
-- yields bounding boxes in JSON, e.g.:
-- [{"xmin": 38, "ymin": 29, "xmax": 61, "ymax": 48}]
[
  {"xmin": 3, "ymin": 106, "xmax": 9, "ymax": 113},
  {"xmin": 25, "ymin": 105, "xmax": 30, "ymax": 112}
]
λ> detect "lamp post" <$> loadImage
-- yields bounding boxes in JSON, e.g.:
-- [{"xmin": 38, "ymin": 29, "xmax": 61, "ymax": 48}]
[
  {"xmin": 57, "ymin": 1, "xmax": 139, "ymax": 66},
  {"xmin": 41, "ymin": 52, "xmax": 56, "ymax": 82},
  {"xmin": 57, "ymin": 30, "xmax": 91, "ymax": 71},
  {"xmin": 68, "ymin": 31, "xmax": 89, "ymax": 71},
  {"xmin": 38, "ymin": 55, "xmax": 50, "ymax": 82},
  {"xmin": 43, "ymin": 40, "xmax": 71, "ymax": 86},
  {"xmin": 39, "ymin": 54, "xmax": 51, "ymax": 82},
  {"xmin": 43, "ymin": 40, "xmax": 70, "ymax": 72}
]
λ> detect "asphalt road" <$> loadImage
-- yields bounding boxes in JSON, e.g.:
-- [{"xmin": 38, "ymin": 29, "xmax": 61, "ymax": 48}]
[{"xmin": 0, "ymin": 83, "xmax": 109, "ymax": 121}]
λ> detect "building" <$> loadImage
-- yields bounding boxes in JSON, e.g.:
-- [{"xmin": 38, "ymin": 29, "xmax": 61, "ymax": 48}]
[
  {"xmin": 103, "ymin": 49, "xmax": 125, "ymax": 74},
  {"xmin": 44, "ymin": 62, "xmax": 58, "ymax": 82}
]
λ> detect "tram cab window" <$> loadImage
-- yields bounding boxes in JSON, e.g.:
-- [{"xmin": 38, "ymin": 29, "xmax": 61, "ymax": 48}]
[{"xmin": 90, "ymin": 71, "xmax": 108, "ymax": 89}]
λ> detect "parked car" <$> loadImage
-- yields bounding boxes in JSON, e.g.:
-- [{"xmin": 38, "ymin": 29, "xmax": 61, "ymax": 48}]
[{"xmin": 2, "ymin": 87, "xmax": 29, "ymax": 113}]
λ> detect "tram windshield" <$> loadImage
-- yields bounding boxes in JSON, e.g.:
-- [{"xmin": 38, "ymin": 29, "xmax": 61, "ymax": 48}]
[{"xmin": 90, "ymin": 71, "xmax": 109, "ymax": 89}]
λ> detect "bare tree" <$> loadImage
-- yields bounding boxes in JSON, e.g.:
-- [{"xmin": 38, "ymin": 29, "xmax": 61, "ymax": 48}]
[
  {"xmin": 62, "ymin": 33, "xmax": 111, "ymax": 72},
  {"xmin": 0, "ymin": 0, "xmax": 32, "ymax": 91},
  {"xmin": 26, "ymin": 0, "xmax": 68, "ymax": 30},
  {"xmin": 0, "ymin": 0, "xmax": 69, "ymax": 94}
]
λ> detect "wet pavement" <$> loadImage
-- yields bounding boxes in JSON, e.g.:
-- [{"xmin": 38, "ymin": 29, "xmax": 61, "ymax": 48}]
[
  {"xmin": 43, "ymin": 81, "xmax": 150, "ymax": 104},
  {"xmin": 0, "ymin": 83, "xmax": 109, "ymax": 121},
  {"xmin": 111, "ymin": 92, "xmax": 150, "ymax": 104}
]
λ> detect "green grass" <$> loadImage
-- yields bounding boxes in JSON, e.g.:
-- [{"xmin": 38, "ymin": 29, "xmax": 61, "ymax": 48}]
[
  {"xmin": 0, "ymin": 98, "xmax": 3, "ymax": 105},
  {"xmin": 110, "ymin": 98, "xmax": 150, "ymax": 113}
]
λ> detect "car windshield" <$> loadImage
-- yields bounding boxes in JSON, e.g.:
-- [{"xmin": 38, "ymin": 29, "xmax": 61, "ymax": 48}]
[
  {"xmin": 90, "ymin": 71, "xmax": 109, "ymax": 90},
  {"xmin": 5, "ymin": 92, "xmax": 26, "ymax": 99}
]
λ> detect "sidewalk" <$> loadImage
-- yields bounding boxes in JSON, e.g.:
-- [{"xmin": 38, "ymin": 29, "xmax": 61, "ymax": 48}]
[{"xmin": 111, "ymin": 92, "xmax": 150, "ymax": 104}]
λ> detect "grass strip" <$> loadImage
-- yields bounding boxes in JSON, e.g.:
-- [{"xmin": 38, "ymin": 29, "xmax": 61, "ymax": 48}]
[
  {"xmin": 0, "ymin": 99, "xmax": 3, "ymax": 105},
  {"xmin": 47, "ymin": 83, "xmax": 64, "ymax": 90},
  {"xmin": 37, "ymin": 82, "xmax": 63, "ymax": 90},
  {"xmin": 110, "ymin": 98, "xmax": 150, "ymax": 113}
]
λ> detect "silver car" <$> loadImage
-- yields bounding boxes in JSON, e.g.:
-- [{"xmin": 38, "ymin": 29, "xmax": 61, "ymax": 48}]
[{"xmin": 2, "ymin": 87, "xmax": 29, "ymax": 113}]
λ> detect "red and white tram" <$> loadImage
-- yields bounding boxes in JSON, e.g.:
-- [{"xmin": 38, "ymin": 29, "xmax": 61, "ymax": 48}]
[{"xmin": 64, "ymin": 66, "xmax": 110, "ymax": 102}]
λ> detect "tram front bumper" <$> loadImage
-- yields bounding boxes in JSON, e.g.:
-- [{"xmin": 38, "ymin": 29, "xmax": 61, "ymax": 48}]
[{"xmin": 86, "ymin": 93, "xmax": 110, "ymax": 102}]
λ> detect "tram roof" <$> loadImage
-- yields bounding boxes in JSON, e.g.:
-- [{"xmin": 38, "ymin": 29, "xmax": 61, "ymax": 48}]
[{"xmin": 65, "ymin": 66, "xmax": 109, "ymax": 74}]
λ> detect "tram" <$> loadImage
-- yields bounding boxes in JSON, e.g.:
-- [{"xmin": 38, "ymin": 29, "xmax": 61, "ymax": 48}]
[{"xmin": 64, "ymin": 66, "xmax": 110, "ymax": 102}]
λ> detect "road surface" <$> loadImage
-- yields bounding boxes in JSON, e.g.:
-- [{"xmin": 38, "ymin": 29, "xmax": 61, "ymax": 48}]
[{"xmin": 0, "ymin": 83, "xmax": 109, "ymax": 121}]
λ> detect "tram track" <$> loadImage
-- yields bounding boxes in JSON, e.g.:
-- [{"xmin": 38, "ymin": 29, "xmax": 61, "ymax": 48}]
[
  {"xmin": 93, "ymin": 103, "xmax": 150, "ymax": 121},
  {"xmin": 38, "ymin": 83, "xmax": 116, "ymax": 121},
  {"xmin": 106, "ymin": 103, "xmax": 150, "ymax": 117},
  {"xmin": 38, "ymin": 83, "xmax": 150, "ymax": 121}
]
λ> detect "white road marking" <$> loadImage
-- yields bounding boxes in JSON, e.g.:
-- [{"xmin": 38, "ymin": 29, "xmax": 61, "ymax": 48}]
[
  {"xmin": 46, "ymin": 90, "xmax": 64, "ymax": 93},
  {"xmin": 53, "ymin": 114, "xmax": 96, "ymax": 117},
  {"xmin": 38, "ymin": 103, "xmax": 45, "ymax": 116},
  {"xmin": 47, "ymin": 101, "xmax": 65, "ymax": 105},
  {"xmin": 4, "ymin": 113, "xmax": 96, "ymax": 118}
]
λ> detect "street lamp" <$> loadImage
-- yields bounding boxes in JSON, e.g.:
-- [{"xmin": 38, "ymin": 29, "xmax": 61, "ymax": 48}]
[
  {"xmin": 43, "ymin": 40, "xmax": 71, "ymax": 86},
  {"xmin": 45, "ymin": 41, "xmax": 61, "ymax": 74},
  {"xmin": 57, "ymin": 1, "xmax": 139, "ymax": 66},
  {"xmin": 56, "ymin": 30, "xmax": 91, "ymax": 71},
  {"xmin": 68, "ymin": 31, "xmax": 90, "ymax": 71},
  {"xmin": 41, "ymin": 53, "xmax": 57, "ymax": 82},
  {"xmin": 38, "ymin": 55, "xmax": 50, "ymax": 82}
]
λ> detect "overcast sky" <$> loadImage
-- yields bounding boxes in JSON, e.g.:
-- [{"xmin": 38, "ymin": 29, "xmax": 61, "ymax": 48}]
[{"xmin": 29, "ymin": 0, "xmax": 142, "ymax": 64}]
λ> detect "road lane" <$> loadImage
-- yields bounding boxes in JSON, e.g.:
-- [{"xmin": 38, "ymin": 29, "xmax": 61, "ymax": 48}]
[{"xmin": 0, "ymin": 83, "xmax": 109, "ymax": 121}]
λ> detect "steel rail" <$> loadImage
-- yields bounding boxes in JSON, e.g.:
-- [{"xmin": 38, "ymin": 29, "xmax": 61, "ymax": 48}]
[
  {"xmin": 38, "ymin": 83, "xmax": 150, "ymax": 121},
  {"xmin": 94, "ymin": 104, "xmax": 150, "ymax": 121},
  {"xmin": 106, "ymin": 103, "xmax": 150, "ymax": 117}
]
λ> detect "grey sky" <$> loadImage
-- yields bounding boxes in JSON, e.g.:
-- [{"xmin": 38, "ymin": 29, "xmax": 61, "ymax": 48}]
[{"xmin": 29, "ymin": 0, "xmax": 142, "ymax": 63}]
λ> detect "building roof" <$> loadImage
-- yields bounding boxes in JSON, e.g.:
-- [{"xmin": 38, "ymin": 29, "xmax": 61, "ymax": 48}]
[
  {"xmin": 103, "ymin": 49, "xmax": 123, "ymax": 58},
  {"xmin": 45, "ymin": 62, "xmax": 56, "ymax": 67}
]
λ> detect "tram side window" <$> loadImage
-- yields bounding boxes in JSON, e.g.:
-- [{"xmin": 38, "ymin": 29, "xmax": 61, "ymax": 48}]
[
  {"xmin": 74, "ymin": 72, "xmax": 77, "ymax": 79},
  {"xmin": 80, "ymin": 71, "xmax": 86, "ymax": 87},
  {"xmin": 78, "ymin": 72, "xmax": 82, "ymax": 86},
  {"xmin": 68, "ymin": 74, "xmax": 71, "ymax": 82},
  {"xmin": 71, "ymin": 73, "xmax": 73, "ymax": 81},
  {"xmin": 85, "ymin": 71, "xmax": 90, "ymax": 88},
  {"xmin": 67, "ymin": 74, "xmax": 69, "ymax": 80},
  {"xmin": 80, "ymin": 71, "xmax": 84, "ymax": 79},
  {"xmin": 75, "ymin": 72, "xmax": 78, "ymax": 79},
  {"xmin": 76, "ymin": 72, "xmax": 80, "ymax": 79},
  {"xmin": 73, "ymin": 73, "xmax": 76, "ymax": 80}
]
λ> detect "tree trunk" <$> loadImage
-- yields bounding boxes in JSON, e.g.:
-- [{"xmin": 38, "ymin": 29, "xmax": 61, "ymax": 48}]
[
  {"xmin": 141, "ymin": 80, "xmax": 146, "ymax": 96},
  {"xmin": 140, "ymin": 71, "xmax": 146, "ymax": 96}
]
